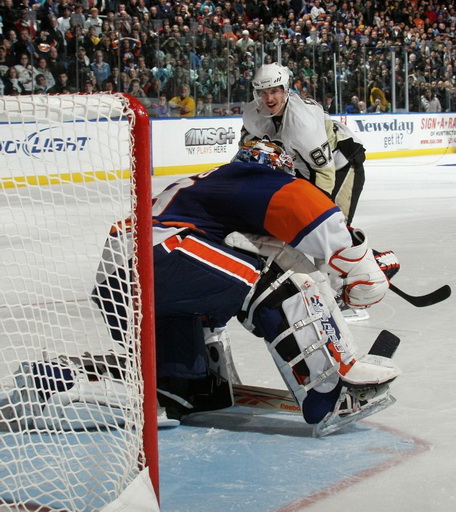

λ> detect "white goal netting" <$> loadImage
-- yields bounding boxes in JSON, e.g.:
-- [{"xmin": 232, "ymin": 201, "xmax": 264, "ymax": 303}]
[{"xmin": 0, "ymin": 94, "xmax": 156, "ymax": 512}]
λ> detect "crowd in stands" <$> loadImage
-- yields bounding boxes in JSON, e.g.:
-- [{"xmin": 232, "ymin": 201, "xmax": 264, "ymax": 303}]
[{"xmin": 0, "ymin": 0, "xmax": 455, "ymax": 115}]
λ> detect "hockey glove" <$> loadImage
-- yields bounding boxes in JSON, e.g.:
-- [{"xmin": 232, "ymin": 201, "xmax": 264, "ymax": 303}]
[
  {"xmin": 373, "ymin": 250, "xmax": 400, "ymax": 280},
  {"xmin": 329, "ymin": 228, "xmax": 389, "ymax": 308}
]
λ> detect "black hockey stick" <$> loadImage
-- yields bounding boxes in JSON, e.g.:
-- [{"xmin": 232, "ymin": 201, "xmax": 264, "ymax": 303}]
[
  {"xmin": 374, "ymin": 250, "xmax": 451, "ymax": 307},
  {"xmin": 389, "ymin": 282, "xmax": 451, "ymax": 308}
]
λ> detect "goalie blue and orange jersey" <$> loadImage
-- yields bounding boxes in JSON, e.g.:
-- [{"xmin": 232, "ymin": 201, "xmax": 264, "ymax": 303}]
[{"xmin": 153, "ymin": 161, "xmax": 351, "ymax": 262}]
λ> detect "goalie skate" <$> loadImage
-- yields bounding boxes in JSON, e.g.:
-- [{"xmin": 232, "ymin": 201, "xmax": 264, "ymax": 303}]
[
  {"xmin": 313, "ymin": 382, "xmax": 395, "ymax": 437},
  {"xmin": 340, "ymin": 303, "xmax": 370, "ymax": 323}
]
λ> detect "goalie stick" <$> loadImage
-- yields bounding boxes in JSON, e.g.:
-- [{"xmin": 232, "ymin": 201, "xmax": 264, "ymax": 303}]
[{"xmin": 233, "ymin": 330, "xmax": 400, "ymax": 429}]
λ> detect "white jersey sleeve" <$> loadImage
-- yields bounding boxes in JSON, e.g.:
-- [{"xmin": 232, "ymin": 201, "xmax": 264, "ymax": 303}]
[{"xmin": 328, "ymin": 117, "xmax": 366, "ymax": 171}]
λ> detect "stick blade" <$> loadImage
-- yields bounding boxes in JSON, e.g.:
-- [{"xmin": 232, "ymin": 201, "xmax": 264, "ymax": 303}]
[
  {"xmin": 368, "ymin": 330, "xmax": 401, "ymax": 358},
  {"xmin": 390, "ymin": 283, "xmax": 452, "ymax": 307},
  {"xmin": 410, "ymin": 284, "xmax": 451, "ymax": 307}
]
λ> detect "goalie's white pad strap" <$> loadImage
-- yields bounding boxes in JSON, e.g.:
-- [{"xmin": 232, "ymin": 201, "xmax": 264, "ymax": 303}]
[
  {"xmin": 157, "ymin": 389, "xmax": 194, "ymax": 410},
  {"xmin": 224, "ymin": 231, "xmax": 285, "ymax": 258},
  {"xmin": 269, "ymin": 313, "xmax": 324, "ymax": 350},
  {"xmin": 304, "ymin": 366, "xmax": 339, "ymax": 392}
]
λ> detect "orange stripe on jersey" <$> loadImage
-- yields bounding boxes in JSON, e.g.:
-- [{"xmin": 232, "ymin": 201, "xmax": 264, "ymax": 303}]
[
  {"xmin": 326, "ymin": 340, "xmax": 356, "ymax": 377},
  {"xmin": 162, "ymin": 235, "xmax": 183, "ymax": 252},
  {"xmin": 177, "ymin": 236, "xmax": 260, "ymax": 286},
  {"xmin": 264, "ymin": 180, "xmax": 337, "ymax": 243}
]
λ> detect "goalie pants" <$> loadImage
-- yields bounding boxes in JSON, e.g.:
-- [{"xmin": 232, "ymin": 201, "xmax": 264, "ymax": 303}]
[{"xmin": 93, "ymin": 233, "xmax": 262, "ymax": 381}]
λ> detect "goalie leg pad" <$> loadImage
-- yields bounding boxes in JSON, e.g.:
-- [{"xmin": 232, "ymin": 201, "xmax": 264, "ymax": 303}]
[
  {"xmin": 204, "ymin": 325, "xmax": 241, "ymax": 387},
  {"xmin": 239, "ymin": 258, "xmax": 359, "ymax": 424}
]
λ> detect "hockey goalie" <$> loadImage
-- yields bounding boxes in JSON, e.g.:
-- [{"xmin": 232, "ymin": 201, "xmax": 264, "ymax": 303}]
[{"xmin": 91, "ymin": 139, "xmax": 401, "ymax": 436}]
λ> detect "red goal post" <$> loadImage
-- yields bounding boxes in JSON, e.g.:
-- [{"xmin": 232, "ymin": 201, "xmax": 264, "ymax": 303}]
[{"xmin": 0, "ymin": 93, "xmax": 158, "ymax": 511}]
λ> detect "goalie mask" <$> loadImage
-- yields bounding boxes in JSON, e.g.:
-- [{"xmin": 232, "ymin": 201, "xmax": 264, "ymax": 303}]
[{"xmin": 233, "ymin": 139, "xmax": 295, "ymax": 175}]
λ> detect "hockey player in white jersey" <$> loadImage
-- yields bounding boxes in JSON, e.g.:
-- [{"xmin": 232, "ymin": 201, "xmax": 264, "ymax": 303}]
[
  {"xmin": 241, "ymin": 62, "xmax": 366, "ymax": 226},
  {"xmin": 241, "ymin": 63, "xmax": 371, "ymax": 321}
]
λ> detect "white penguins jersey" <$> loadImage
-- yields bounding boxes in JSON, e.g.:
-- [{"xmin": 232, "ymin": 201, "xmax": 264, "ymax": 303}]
[{"xmin": 241, "ymin": 93, "xmax": 337, "ymax": 194}]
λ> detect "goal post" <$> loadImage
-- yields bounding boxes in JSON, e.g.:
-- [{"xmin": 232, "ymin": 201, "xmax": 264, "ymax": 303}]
[{"xmin": 0, "ymin": 93, "xmax": 158, "ymax": 511}]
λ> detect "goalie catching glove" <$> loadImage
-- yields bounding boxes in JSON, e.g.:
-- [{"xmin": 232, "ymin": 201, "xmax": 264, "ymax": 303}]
[{"xmin": 329, "ymin": 228, "xmax": 389, "ymax": 308}]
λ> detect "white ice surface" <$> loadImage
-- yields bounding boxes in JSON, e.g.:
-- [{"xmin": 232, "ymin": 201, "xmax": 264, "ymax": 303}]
[
  {"xmin": 154, "ymin": 153, "xmax": 456, "ymax": 512},
  {"xmin": 1, "ymin": 153, "xmax": 454, "ymax": 512}
]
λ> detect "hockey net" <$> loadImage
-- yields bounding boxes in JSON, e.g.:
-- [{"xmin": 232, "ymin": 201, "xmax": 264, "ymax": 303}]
[{"xmin": 0, "ymin": 94, "xmax": 158, "ymax": 511}]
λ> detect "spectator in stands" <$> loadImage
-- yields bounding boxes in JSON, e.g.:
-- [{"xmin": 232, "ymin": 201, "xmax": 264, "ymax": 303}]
[
  {"xmin": 33, "ymin": 56, "xmax": 55, "ymax": 90},
  {"xmin": 14, "ymin": 8, "xmax": 37, "ymax": 40},
  {"xmin": 236, "ymin": 29, "xmax": 254, "ymax": 54},
  {"xmin": 0, "ymin": 0, "xmax": 454, "ymax": 112},
  {"xmin": 36, "ymin": 0, "xmax": 57, "ymax": 32},
  {"xmin": 101, "ymin": 77, "xmax": 117, "ymax": 92},
  {"xmin": 68, "ymin": 46, "xmax": 91, "ymax": 88},
  {"xmin": 3, "ymin": 66, "xmax": 25, "ymax": 95},
  {"xmin": 195, "ymin": 97, "xmax": 205, "ymax": 116},
  {"xmin": 48, "ymin": 71, "xmax": 77, "ymax": 93},
  {"xmin": 138, "ymin": 71, "xmax": 154, "ymax": 97},
  {"xmin": 0, "ymin": 0, "xmax": 20, "ymax": 36},
  {"xmin": 85, "ymin": 7, "xmax": 103, "ymax": 36},
  {"xmin": 367, "ymin": 97, "xmax": 386, "ymax": 113},
  {"xmin": 421, "ymin": 88, "xmax": 442, "ymax": 112},
  {"xmin": 323, "ymin": 92, "xmax": 337, "ymax": 114},
  {"xmin": 47, "ymin": 45, "xmax": 67, "ymax": 80},
  {"xmin": 83, "ymin": 77, "xmax": 96, "ymax": 93},
  {"xmin": 163, "ymin": 64, "xmax": 189, "ymax": 98},
  {"xmin": 118, "ymin": 71, "xmax": 131, "ymax": 93},
  {"xmin": 70, "ymin": 4, "xmax": 86, "ymax": 30},
  {"xmin": 57, "ymin": 6, "xmax": 73, "ymax": 42},
  {"xmin": 240, "ymin": 51, "xmax": 255, "ymax": 80},
  {"xmin": 14, "ymin": 53, "xmax": 33, "ymax": 92},
  {"xmin": 169, "ymin": 83, "xmax": 195, "ymax": 117},
  {"xmin": 358, "ymin": 100, "xmax": 367, "ymax": 113},
  {"xmin": 0, "ymin": 45, "xmax": 14, "ymax": 79},
  {"xmin": 129, "ymin": 77, "xmax": 152, "ymax": 107},
  {"xmin": 436, "ymin": 80, "xmax": 451, "ymax": 112},
  {"xmin": 34, "ymin": 73, "xmax": 50, "ymax": 93},
  {"xmin": 90, "ymin": 49, "xmax": 111, "ymax": 89},
  {"xmin": 345, "ymin": 95, "xmax": 361, "ymax": 114},
  {"xmin": 151, "ymin": 93, "xmax": 170, "ymax": 118},
  {"xmin": 45, "ymin": 16, "xmax": 65, "ymax": 55},
  {"xmin": 83, "ymin": 25, "xmax": 101, "ymax": 60},
  {"xmin": 202, "ymin": 93, "xmax": 215, "ymax": 116},
  {"xmin": 12, "ymin": 29, "xmax": 36, "ymax": 62}
]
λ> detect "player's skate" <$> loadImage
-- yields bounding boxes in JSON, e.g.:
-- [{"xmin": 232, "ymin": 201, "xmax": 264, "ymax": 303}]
[
  {"xmin": 313, "ymin": 381, "xmax": 395, "ymax": 437},
  {"xmin": 338, "ymin": 299, "xmax": 370, "ymax": 322},
  {"xmin": 314, "ymin": 330, "xmax": 400, "ymax": 436}
]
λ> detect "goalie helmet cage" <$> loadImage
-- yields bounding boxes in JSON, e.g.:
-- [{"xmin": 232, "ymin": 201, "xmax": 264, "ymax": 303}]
[{"xmin": 0, "ymin": 93, "xmax": 159, "ymax": 511}]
